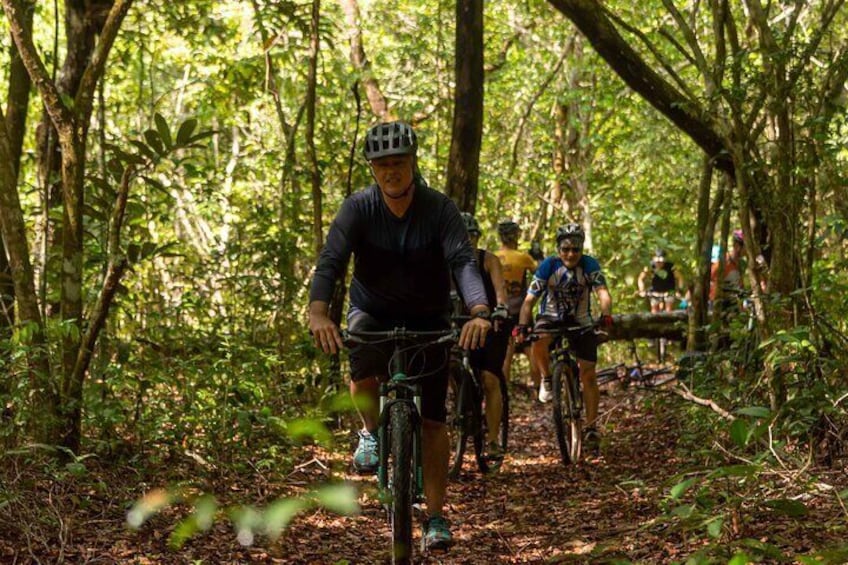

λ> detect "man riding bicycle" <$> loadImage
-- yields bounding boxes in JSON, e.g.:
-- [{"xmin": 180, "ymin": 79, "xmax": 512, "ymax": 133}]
[
  {"xmin": 494, "ymin": 220, "xmax": 540, "ymax": 390},
  {"xmin": 307, "ymin": 121, "xmax": 492, "ymax": 550},
  {"xmin": 637, "ymin": 248, "xmax": 685, "ymax": 313},
  {"xmin": 513, "ymin": 223, "xmax": 613, "ymax": 452},
  {"xmin": 458, "ymin": 212, "xmax": 510, "ymax": 461}
]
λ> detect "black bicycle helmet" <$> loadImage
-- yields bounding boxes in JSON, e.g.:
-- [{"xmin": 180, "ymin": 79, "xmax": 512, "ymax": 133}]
[
  {"xmin": 460, "ymin": 212, "xmax": 481, "ymax": 236},
  {"xmin": 556, "ymin": 222, "xmax": 585, "ymax": 246},
  {"xmin": 363, "ymin": 121, "xmax": 417, "ymax": 160},
  {"xmin": 497, "ymin": 220, "xmax": 520, "ymax": 237}
]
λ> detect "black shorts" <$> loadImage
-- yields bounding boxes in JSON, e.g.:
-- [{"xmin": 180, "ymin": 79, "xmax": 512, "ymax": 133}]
[
  {"xmin": 468, "ymin": 327, "xmax": 509, "ymax": 379},
  {"xmin": 347, "ymin": 308, "xmax": 451, "ymax": 423},
  {"xmin": 533, "ymin": 316, "xmax": 598, "ymax": 363}
]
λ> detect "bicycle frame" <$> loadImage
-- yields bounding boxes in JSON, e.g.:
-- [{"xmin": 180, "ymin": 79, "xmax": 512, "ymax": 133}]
[{"xmin": 342, "ymin": 327, "xmax": 456, "ymax": 563}]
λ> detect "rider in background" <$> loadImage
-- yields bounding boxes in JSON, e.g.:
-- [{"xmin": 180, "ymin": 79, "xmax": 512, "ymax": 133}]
[
  {"xmin": 529, "ymin": 240, "xmax": 545, "ymax": 262},
  {"xmin": 637, "ymin": 249, "xmax": 686, "ymax": 313},
  {"xmin": 513, "ymin": 223, "xmax": 613, "ymax": 452},
  {"xmin": 459, "ymin": 213, "xmax": 510, "ymax": 461},
  {"xmin": 494, "ymin": 221, "xmax": 540, "ymax": 391},
  {"xmin": 709, "ymin": 230, "xmax": 744, "ymax": 306},
  {"xmin": 307, "ymin": 121, "xmax": 491, "ymax": 550}
]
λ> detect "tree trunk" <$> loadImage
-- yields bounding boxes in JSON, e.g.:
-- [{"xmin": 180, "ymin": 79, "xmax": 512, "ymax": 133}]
[
  {"xmin": 444, "ymin": 0, "xmax": 484, "ymax": 213},
  {"xmin": 339, "ymin": 0, "xmax": 389, "ymax": 120},
  {"xmin": 306, "ymin": 0, "xmax": 322, "ymax": 256},
  {"xmin": 688, "ymin": 156, "xmax": 714, "ymax": 352},
  {"xmin": 4, "ymin": 0, "xmax": 134, "ymax": 450},
  {"xmin": 606, "ymin": 311, "xmax": 688, "ymax": 341}
]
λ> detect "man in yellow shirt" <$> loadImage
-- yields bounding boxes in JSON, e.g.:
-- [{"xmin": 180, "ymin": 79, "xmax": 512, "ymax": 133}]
[{"xmin": 494, "ymin": 220, "xmax": 540, "ymax": 390}]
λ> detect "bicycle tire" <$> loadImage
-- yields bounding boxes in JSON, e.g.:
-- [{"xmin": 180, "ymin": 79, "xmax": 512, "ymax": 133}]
[
  {"xmin": 552, "ymin": 360, "xmax": 582, "ymax": 465},
  {"xmin": 498, "ymin": 375, "xmax": 509, "ymax": 452},
  {"xmin": 448, "ymin": 368, "xmax": 489, "ymax": 478},
  {"xmin": 596, "ymin": 364, "xmax": 625, "ymax": 385},
  {"xmin": 639, "ymin": 367, "xmax": 677, "ymax": 387},
  {"xmin": 389, "ymin": 401, "xmax": 414, "ymax": 564}
]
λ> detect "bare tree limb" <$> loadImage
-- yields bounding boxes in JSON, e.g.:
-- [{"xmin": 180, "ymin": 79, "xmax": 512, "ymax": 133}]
[
  {"xmin": 672, "ymin": 382, "xmax": 736, "ymax": 420},
  {"xmin": 1, "ymin": 0, "xmax": 73, "ymax": 134},
  {"xmin": 75, "ymin": 0, "xmax": 133, "ymax": 125}
]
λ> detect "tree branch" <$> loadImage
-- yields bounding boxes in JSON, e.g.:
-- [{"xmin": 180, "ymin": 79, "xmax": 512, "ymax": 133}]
[
  {"xmin": 672, "ymin": 382, "xmax": 736, "ymax": 420},
  {"xmin": 547, "ymin": 0, "xmax": 731, "ymax": 170},
  {"xmin": 75, "ymin": 0, "xmax": 134, "ymax": 125},
  {"xmin": 1, "ymin": 0, "xmax": 73, "ymax": 134}
]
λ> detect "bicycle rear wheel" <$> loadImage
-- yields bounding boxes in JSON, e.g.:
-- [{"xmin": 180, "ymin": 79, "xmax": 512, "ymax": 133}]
[
  {"xmin": 388, "ymin": 401, "xmax": 414, "ymax": 564},
  {"xmin": 498, "ymin": 375, "xmax": 509, "ymax": 452},
  {"xmin": 448, "ymin": 368, "xmax": 488, "ymax": 478},
  {"xmin": 552, "ymin": 360, "xmax": 582, "ymax": 465}
]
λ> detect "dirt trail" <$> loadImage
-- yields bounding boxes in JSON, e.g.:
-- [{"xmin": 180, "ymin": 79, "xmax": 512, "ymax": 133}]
[
  {"xmin": 278, "ymin": 386, "xmax": 701, "ymax": 564},
  {"xmin": 3, "ymin": 382, "xmax": 844, "ymax": 564}
]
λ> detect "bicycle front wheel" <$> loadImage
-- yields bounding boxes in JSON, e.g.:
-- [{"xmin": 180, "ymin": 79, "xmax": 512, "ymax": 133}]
[
  {"xmin": 388, "ymin": 401, "xmax": 414, "ymax": 564},
  {"xmin": 552, "ymin": 360, "xmax": 582, "ymax": 465}
]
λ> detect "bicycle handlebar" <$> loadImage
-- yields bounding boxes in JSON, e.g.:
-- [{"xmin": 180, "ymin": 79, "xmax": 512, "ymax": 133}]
[
  {"xmin": 341, "ymin": 328, "xmax": 458, "ymax": 348},
  {"xmin": 527, "ymin": 324, "xmax": 597, "ymax": 342}
]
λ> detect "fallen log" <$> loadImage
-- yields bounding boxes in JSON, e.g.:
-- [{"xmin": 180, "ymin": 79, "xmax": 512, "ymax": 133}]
[{"xmin": 604, "ymin": 311, "xmax": 688, "ymax": 341}]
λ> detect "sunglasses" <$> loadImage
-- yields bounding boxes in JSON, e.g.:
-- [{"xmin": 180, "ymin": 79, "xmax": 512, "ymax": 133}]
[{"xmin": 559, "ymin": 246, "xmax": 582, "ymax": 254}]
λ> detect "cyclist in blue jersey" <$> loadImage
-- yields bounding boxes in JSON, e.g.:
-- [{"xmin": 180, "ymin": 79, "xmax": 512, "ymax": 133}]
[
  {"xmin": 308, "ymin": 121, "xmax": 492, "ymax": 550},
  {"xmin": 513, "ymin": 223, "xmax": 613, "ymax": 451}
]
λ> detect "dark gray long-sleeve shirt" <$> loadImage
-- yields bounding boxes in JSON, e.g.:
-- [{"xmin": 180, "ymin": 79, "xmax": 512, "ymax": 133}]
[{"xmin": 309, "ymin": 181, "xmax": 488, "ymax": 321}]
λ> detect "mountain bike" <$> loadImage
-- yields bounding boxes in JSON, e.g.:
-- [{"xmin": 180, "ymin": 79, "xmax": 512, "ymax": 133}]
[
  {"xmin": 595, "ymin": 340, "xmax": 677, "ymax": 388},
  {"xmin": 447, "ymin": 316, "xmax": 509, "ymax": 478},
  {"xmin": 529, "ymin": 325, "xmax": 594, "ymax": 466},
  {"xmin": 342, "ymin": 327, "xmax": 456, "ymax": 564}
]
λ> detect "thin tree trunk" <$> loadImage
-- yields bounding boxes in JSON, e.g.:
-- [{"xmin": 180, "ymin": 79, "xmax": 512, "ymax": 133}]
[
  {"xmin": 306, "ymin": 0, "xmax": 322, "ymax": 255},
  {"xmin": 688, "ymin": 156, "xmax": 713, "ymax": 351},
  {"xmin": 339, "ymin": 0, "xmax": 389, "ymax": 120},
  {"xmin": 445, "ymin": 0, "xmax": 484, "ymax": 212}
]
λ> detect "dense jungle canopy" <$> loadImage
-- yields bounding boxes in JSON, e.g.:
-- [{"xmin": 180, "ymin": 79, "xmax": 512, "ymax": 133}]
[{"xmin": 1, "ymin": 0, "xmax": 847, "ymax": 562}]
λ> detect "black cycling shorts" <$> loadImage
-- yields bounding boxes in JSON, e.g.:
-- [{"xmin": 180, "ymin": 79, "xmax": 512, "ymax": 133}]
[
  {"xmin": 468, "ymin": 326, "xmax": 509, "ymax": 380},
  {"xmin": 533, "ymin": 316, "xmax": 598, "ymax": 363},
  {"xmin": 347, "ymin": 308, "xmax": 451, "ymax": 423}
]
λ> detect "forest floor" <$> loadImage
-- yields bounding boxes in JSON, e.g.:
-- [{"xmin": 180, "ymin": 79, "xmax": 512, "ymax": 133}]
[{"xmin": 2, "ymin": 378, "xmax": 847, "ymax": 564}]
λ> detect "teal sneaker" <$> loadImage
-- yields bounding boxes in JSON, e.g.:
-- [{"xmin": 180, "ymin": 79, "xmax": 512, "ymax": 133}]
[
  {"xmin": 583, "ymin": 426, "xmax": 601, "ymax": 455},
  {"xmin": 423, "ymin": 516, "xmax": 452, "ymax": 551},
  {"xmin": 352, "ymin": 429, "xmax": 378, "ymax": 474}
]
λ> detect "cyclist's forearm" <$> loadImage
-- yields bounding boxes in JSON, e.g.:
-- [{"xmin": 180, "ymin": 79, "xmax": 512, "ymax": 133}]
[
  {"xmin": 309, "ymin": 300, "xmax": 331, "ymax": 319},
  {"xmin": 596, "ymin": 287, "xmax": 612, "ymax": 316}
]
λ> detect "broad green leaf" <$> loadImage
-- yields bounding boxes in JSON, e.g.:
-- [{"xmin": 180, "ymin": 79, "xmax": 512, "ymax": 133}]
[
  {"xmin": 155, "ymin": 113, "xmax": 173, "ymax": 149},
  {"xmin": 706, "ymin": 516, "xmax": 724, "ymax": 539},
  {"xmin": 670, "ymin": 477, "xmax": 698, "ymax": 500},
  {"xmin": 168, "ymin": 515, "xmax": 199, "ymax": 549},
  {"xmin": 736, "ymin": 406, "xmax": 771, "ymax": 419},
  {"xmin": 763, "ymin": 498, "xmax": 808, "ymax": 517},
  {"xmin": 286, "ymin": 418, "xmax": 332, "ymax": 445},
  {"xmin": 728, "ymin": 552, "xmax": 751, "ymax": 565},
  {"xmin": 263, "ymin": 498, "xmax": 307, "ymax": 540},
  {"xmin": 730, "ymin": 419, "xmax": 749, "ymax": 447},
  {"xmin": 144, "ymin": 129, "xmax": 165, "ymax": 156},
  {"xmin": 312, "ymin": 484, "xmax": 359, "ymax": 516},
  {"xmin": 194, "ymin": 495, "xmax": 218, "ymax": 531},
  {"xmin": 176, "ymin": 118, "xmax": 198, "ymax": 145}
]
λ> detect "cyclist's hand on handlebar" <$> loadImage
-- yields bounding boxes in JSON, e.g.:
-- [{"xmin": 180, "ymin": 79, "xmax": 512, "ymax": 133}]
[
  {"xmin": 600, "ymin": 314, "xmax": 614, "ymax": 328},
  {"xmin": 308, "ymin": 313, "xmax": 343, "ymax": 354},
  {"xmin": 491, "ymin": 304, "xmax": 508, "ymax": 332},
  {"xmin": 459, "ymin": 315, "xmax": 491, "ymax": 350},
  {"xmin": 511, "ymin": 323, "xmax": 530, "ymax": 344}
]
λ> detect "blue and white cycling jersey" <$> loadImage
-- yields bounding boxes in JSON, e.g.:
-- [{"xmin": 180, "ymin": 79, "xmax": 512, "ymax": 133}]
[{"xmin": 528, "ymin": 255, "xmax": 608, "ymax": 326}]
